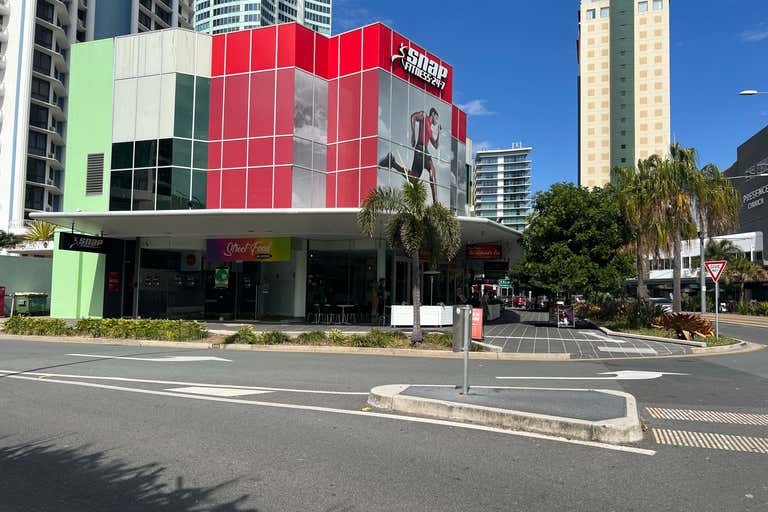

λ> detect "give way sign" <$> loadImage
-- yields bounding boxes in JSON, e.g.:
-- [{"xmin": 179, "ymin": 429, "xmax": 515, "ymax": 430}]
[{"xmin": 704, "ymin": 260, "xmax": 727, "ymax": 282}]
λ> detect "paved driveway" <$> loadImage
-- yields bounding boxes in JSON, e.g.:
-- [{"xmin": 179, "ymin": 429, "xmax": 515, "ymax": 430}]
[{"xmin": 484, "ymin": 310, "xmax": 691, "ymax": 359}]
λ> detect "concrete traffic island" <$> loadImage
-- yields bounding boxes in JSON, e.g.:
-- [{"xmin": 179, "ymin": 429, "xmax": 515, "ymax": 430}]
[{"xmin": 368, "ymin": 384, "xmax": 644, "ymax": 444}]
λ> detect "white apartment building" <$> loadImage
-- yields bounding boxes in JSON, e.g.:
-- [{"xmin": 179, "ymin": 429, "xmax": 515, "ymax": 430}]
[
  {"xmin": 473, "ymin": 145, "xmax": 532, "ymax": 232},
  {"xmin": 193, "ymin": 0, "xmax": 331, "ymax": 35}
]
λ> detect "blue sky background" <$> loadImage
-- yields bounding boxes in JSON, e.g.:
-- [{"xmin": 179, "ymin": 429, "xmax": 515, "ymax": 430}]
[{"xmin": 333, "ymin": 0, "xmax": 768, "ymax": 193}]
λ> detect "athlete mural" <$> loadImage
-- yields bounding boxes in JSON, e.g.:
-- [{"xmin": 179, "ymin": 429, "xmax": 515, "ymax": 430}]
[{"xmin": 379, "ymin": 107, "xmax": 443, "ymax": 203}]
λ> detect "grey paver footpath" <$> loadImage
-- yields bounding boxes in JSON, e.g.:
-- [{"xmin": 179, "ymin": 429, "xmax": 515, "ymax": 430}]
[{"xmin": 369, "ymin": 384, "xmax": 644, "ymax": 444}]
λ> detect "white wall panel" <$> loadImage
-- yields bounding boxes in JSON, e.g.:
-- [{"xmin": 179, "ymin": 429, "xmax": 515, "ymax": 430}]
[
  {"xmin": 195, "ymin": 33, "xmax": 213, "ymax": 78},
  {"xmin": 158, "ymin": 74, "xmax": 177, "ymax": 139},
  {"xmin": 135, "ymin": 75, "xmax": 162, "ymax": 140},
  {"xmin": 114, "ymin": 36, "xmax": 139, "ymax": 79},
  {"xmin": 137, "ymin": 32, "xmax": 163, "ymax": 77},
  {"xmin": 113, "ymin": 78, "xmax": 138, "ymax": 142}
]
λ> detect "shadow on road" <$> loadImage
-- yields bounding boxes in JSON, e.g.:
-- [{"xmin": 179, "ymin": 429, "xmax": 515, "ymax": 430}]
[{"xmin": 0, "ymin": 438, "xmax": 258, "ymax": 511}]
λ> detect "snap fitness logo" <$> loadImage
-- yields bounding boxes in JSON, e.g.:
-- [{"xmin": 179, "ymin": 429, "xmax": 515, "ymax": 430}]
[{"xmin": 391, "ymin": 43, "xmax": 448, "ymax": 91}]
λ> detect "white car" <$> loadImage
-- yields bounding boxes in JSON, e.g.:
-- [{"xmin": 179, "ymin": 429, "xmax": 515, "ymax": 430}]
[{"xmin": 648, "ymin": 298, "xmax": 673, "ymax": 313}]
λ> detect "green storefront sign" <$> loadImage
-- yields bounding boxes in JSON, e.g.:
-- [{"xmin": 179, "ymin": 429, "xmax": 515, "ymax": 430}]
[
  {"xmin": 214, "ymin": 268, "xmax": 229, "ymax": 289},
  {"xmin": 498, "ymin": 279, "xmax": 512, "ymax": 289}
]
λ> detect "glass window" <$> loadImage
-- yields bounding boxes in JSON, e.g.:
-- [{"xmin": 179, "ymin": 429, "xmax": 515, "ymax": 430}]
[
  {"xmin": 193, "ymin": 141, "xmax": 208, "ymax": 170},
  {"xmin": 32, "ymin": 50, "xmax": 51, "ymax": 74},
  {"xmin": 653, "ymin": 0, "xmax": 662, "ymax": 10},
  {"xmin": 173, "ymin": 138, "xmax": 192, "ymax": 168},
  {"xmin": 28, "ymin": 132, "xmax": 47, "ymax": 156},
  {"xmin": 156, "ymin": 167, "xmax": 190, "ymax": 210},
  {"xmin": 191, "ymin": 170, "xmax": 207, "ymax": 209},
  {"xmin": 31, "ymin": 77, "xmax": 50, "ymax": 102},
  {"xmin": 638, "ymin": 1, "xmax": 648, "ymax": 12},
  {"xmin": 35, "ymin": 26, "xmax": 53, "ymax": 48},
  {"xmin": 158, "ymin": 139, "xmax": 173, "ymax": 167},
  {"xmin": 29, "ymin": 105, "xmax": 49, "ymax": 129},
  {"xmin": 193, "ymin": 78, "xmax": 210, "ymax": 140},
  {"xmin": 586, "ymin": 9, "xmax": 595, "ymax": 19},
  {"xmin": 600, "ymin": 7, "xmax": 609, "ymax": 18},
  {"xmin": 111, "ymin": 142, "xmax": 134, "ymax": 170},
  {"xmin": 132, "ymin": 168, "xmax": 156, "ymax": 210},
  {"xmin": 134, "ymin": 139, "xmax": 158, "ymax": 168},
  {"xmin": 174, "ymin": 74, "xmax": 195, "ymax": 138},
  {"xmin": 109, "ymin": 170, "xmax": 133, "ymax": 211}
]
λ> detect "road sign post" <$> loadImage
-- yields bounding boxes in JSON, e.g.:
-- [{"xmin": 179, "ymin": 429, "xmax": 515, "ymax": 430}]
[{"xmin": 704, "ymin": 260, "xmax": 727, "ymax": 340}]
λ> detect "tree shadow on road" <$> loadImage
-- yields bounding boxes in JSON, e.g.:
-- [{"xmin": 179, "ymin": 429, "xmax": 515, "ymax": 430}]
[{"xmin": 0, "ymin": 438, "xmax": 258, "ymax": 512}]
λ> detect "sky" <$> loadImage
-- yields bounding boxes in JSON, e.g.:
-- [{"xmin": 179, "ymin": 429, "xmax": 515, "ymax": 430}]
[{"xmin": 332, "ymin": 0, "xmax": 768, "ymax": 193}]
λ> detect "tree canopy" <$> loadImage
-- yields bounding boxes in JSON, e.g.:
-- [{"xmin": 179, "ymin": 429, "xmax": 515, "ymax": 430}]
[{"xmin": 510, "ymin": 183, "xmax": 634, "ymax": 295}]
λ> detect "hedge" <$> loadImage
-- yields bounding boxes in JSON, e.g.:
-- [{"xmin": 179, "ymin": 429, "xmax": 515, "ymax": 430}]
[{"xmin": 2, "ymin": 316, "xmax": 208, "ymax": 341}]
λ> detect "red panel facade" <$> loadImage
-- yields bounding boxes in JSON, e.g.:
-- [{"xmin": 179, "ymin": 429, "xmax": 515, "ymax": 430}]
[{"xmin": 207, "ymin": 22, "xmax": 466, "ymax": 211}]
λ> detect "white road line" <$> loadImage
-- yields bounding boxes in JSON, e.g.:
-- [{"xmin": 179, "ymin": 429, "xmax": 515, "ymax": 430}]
[
  {"xmin": 646, "ymin": 407, "xmax": 768, "ymax": 426},
  {"xmin": 652, "ymin": 428, "xmax": 768, "ymax": 454},
  {"xmin": 597, "ymin": 346, "xmax": 658, "ymax": 356},
  {"xmin": 585, "ymin": 332, "xmax": 627, "ymax": 344},
  {"xmin": 496, "ymin": 371, "xmax": 688, "ymax": 381},
  {"xmin": 166, "ymin": 386, "xmax": 273, "ymax": 397},
  {"xmin": 0, "ymin": 369, "xmax": 368, "ymax": 395},
  {"xmin": 0, "ymin": 371, "xmax": 655, "ymax": 456},
  {"xmin": 67, "ymin": 353, "xmax": 231, "ymax": 363}
]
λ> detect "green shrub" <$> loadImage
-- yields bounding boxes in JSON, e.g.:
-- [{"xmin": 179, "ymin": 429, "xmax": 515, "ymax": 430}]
[
  {"xmin": 2, "ymin": 316, "xmax": 72, "ymax": 336},
  {"xmin": 736, "ymin": 301, "xmax": 768, "ymax": 316},
  {"xmin": 257, "ymin": 330, "xmax": 290, "ymax": 345},
  {"xmin": 74, "ymin": 318, "xmax": 208, "ymax": 341},
  {"xmin": 624, "ymin": 300, "xmax": 665, "ymax": 329},
  {"xmin": 424, "ymin": 331, "xmax": 453, "ymax": 348},
  {"xmin": 225, "ymin": 326, "xmax": 260, "ymax": 344},
  {"xmin": 295, "ymin": 331, "xmax": 327, "ymax": 344},
  {"xmin": 326, "ymin": 328, "xmax": 347, "ymax": 345}
]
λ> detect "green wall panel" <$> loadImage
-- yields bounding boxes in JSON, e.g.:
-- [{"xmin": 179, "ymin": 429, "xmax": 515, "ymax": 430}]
[
  {"xmin": 52, "ymin": 39, "xmax": 114, "ymax": 318},
  {"xmin": 610, "ymin": 0, "xmax": 636, "ymax": 174}
]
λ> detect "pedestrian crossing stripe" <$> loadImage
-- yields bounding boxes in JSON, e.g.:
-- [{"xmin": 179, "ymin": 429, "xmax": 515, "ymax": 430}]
[
  {"xmin": 646, "ymin": 407, "xmax": 768, "ymax": 426},
  {"xmin": 652, "ymin": 429, "xmax": 768, "ymax": 454}
]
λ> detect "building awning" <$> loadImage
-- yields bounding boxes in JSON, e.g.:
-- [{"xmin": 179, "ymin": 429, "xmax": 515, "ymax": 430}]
[{"xmin": 32, "ymin": 208, "xmax": 521, "ymax": 246}]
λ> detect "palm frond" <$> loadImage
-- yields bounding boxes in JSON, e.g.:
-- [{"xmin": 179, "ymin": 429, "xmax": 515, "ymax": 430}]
[{"xmin": 357, "ymin": 187, "xmax": 403, "ymax": 238}]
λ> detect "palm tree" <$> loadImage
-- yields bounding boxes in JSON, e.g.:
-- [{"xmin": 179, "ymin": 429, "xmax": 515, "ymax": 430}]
[
  {"xmin": 23, "ymin": 220, "xmax": 57, "ymax": 242},
  {"xmin": 704, "ymin": 239, "xmax": 742, "ymax": 262},
  {"xmin": 0, "ymin": 230, "xmax": 22, "ymax": 249},
  {"xmin": 358, "ymin": 179, "xmax": 461, "ymax": 344},
  {"xmin": 726, "ymin": 257, "xmax": 768, "ymax": 303}
]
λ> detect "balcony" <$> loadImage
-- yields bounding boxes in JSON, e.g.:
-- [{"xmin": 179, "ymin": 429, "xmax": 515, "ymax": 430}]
[
  {"xmin": 0, "ymin": 0, "xmax": 8, "ymax": 15},
  {"xmin": 0, "ymin": 26, "xmax": 7, "ymax": 43}
]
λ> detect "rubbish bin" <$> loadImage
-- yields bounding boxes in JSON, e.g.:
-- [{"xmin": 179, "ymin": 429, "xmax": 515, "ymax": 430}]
[
  {"xmin": 14, "ymin": 292, "xmax": 48, "ymax": 316},
  {"xmin": 452, "ymin": 305, "xmax": 472, "ymax": 352}
]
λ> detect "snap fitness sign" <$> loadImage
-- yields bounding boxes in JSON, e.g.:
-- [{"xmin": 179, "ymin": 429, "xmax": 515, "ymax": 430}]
[
  {"xmin": 391, "ymin": 43, "xmax": 448, "ymax": 90},
  {"xmin": 206, "ymin": 238, "xmax": 291, "ymax": 262}
]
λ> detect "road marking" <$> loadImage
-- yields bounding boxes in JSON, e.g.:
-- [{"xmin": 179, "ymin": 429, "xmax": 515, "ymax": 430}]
[
  {"xmin": 67, "ymin": 353, "xmax": 232, "ymax": 363},
  {"xmin": 0, "ymin": 369, "xmax": 654, "ymax": 456},
  {"xmin": 652, "ymin": 428, "xmax": 768, "ymax": 454},
  {"xmin": 585, "ymin": 332, "xmax": 627, "ymax": 344},
  {"xmin": 597, "ymin": 346, "xmax": 658, "ymax": 356},
  {"xmin": 165, "ymin": 386, "xmax": 272, "ymax": 397},
  {"xmin": 0, "ymin": 369, "xmax": 368, "ymax": 396},
  {"xmin": 646, "ymin": 407, "xmax": 768, "ymax": 426},
  {"xmin": 496, "ymin": 371, "xmax": 688, "ymax": 381}
]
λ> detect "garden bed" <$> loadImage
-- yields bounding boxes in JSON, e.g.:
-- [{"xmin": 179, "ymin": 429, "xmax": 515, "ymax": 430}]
[{"xmin": 602, "ymin": 325, "xmax": 739, "ymax": 347}]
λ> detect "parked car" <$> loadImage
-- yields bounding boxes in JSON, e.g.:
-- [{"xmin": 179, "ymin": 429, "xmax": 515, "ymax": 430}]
[
  {"xmin": 648, "ymin": 297, "xmax": 673, "ymax": 313},
  {"xmin": 513, "ymin": 296, "xmax": 527, "ymax": 308},
  {"xmin": 528, "ymin": 296, "xmax": 549, "ymax": 311}
]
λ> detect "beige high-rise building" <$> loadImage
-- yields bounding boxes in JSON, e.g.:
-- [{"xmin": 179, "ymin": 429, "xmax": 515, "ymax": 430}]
[{"xmin": 578, "ymin": 0, "xmax": 671, "ymax": 187}]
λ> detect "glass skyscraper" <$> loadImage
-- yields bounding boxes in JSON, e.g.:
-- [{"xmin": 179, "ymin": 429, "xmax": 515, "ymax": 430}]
[
  {"xmin": 194, "ymin": 0, "xmax": 332, "ymax": 35},
  {"xmin": 473, "ymin": 145, "xmax": 532, "ymax": 232}
]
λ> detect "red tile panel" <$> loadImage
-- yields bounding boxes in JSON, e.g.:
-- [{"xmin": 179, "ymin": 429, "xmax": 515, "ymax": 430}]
[
  {"xmin": 327, "ymin": 34, "xmax": 339, "ymax": 80},
  {"xmin": 248, "ymin": 137, "xmax": 274, "ymax": 167},
  {"xmin": 337, "ymin": 140, "xmax": 360, "ymax": 171},
  {"xmin": 208, "ymin": 141, "xmax": 222, "ymax": 170},
  {"xmin": 295, "ymin": 24, "xmax": 315, "ymax": 73},
  {"xmin": 274, "ymin": 136, "xmax": 293, "ymax": 165},
  {"xmin": 459, "ymin": 110, "xmax": 467, "ymax": 142},
  {"xmin": 221, "ymin": 169, "xmax": 247, "ymax": 208},
  {"xmin": 273, "ymin": 165, "xmax": 292, "ymax": 208},
  {"xmin": 337, "ymin": 74, "xmax": 361, "ymax": 141},
  {"xmin": 326, "ymin": 143, "xmax": 337, "ymax": 173},
  {"xmin": 247, "ymin": 168, "xmax": 273, "ymax": 208},
  {"xmin": 441, "ymin": 62, "xmax": 453, "ymax": 103},
  {"xmin": 360, "ymin": 166, "xmax": 377, "ymax": 203},
  {"xmin": 275, "ymin": 69, "xmax": 294, "ymax": 135},
  {"xmin": 378, "ymin": 24, "xmax": 393, "ymax": 73},
  {"xmin": 360, "ymin": 137, "xmax": 377, "ymax": 168},
  {"xmin": 336, "ymin": 170, "xmax": 359, "ymax": 207},
  {"xmin": 325, "ymin": 172, "xmax": 336, "ymax": 208},
  {"xmin": 339, "ymin": 29, "xmax": 362, "ymax": 76},
  {"xmin": 249, "ymin": 71, "xmax": 276, "ymax": 137},
  {"xmin": 251, "ymin": 26, "xmax": 277, "ymax": 71},
  {"xmin": 225, "ymin": 31, "xmax": 251, "ymax": 75},
  {"xmin": 362, "ymin": 24, "xmax": 380, "ymax": 70},
  {"xmin": 390, "ymin": 31, "xmax": 409, "ymax": 82},
  {"xmin": 361, "ymin": 70, "xmax": 378, "ymax": 137},
  {"xmin": 406, "ymin": 41, "xmax": 427, "ymax": 92},
  {"xmin": 209, "ymin": 77, "xmax": 224, "ymax": 140},
  {"xmin": 212, "ymin": 35, "xmax": 226, "ymax": 76},
  {"xmin": 222, "ymin": 139, "xmax": 247, "ymax": 168},
  {"xmin": 314, "ymin": 33, "xmax": 329, "ymax": 79},
  {"xmin": 207, "ymin": 171, "xmax": 221, "ymax": 208},
  {"xmin": 277, "ymin": 23, "xmax": 296, "ymax": 68},
  {"xmin": 223, "ymin": 74, "xmax": 249, "ymax": 139},
  {"xmin": 451, "ymin": 105, "xmax": 459, "ymax": 139}
]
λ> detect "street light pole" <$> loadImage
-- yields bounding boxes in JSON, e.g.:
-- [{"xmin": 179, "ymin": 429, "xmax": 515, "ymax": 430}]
[{"xmin": 699, "ymin": 231, "xmax": 706, "ymax": 313}]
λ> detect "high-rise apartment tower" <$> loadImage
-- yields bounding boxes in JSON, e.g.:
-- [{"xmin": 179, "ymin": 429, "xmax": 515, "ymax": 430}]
[
  {"xmin": 193, "ymin": 0, "xmax": 331, "ymax": 36},
  {"xmin": 577, "ymin": 0, "xmax": 670, "ymax": 187},
  {"xmin": 474, "ymin": 145, "xmax": 532, "ymax": 232}
]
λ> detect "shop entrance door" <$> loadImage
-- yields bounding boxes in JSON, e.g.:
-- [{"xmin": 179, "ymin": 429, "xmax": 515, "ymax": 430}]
[
  {"xmin": 204, "ymin": 262, "xmax": 261, "ymax": 320},
  {"xmin": 393, "ymin": 257, "xmax": 412, "ymax": 305}
]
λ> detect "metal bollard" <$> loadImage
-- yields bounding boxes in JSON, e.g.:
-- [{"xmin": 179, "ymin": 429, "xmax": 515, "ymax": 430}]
[{"xmin": 453, "ymin": 305, "xmax": 472, "ymax": 394}]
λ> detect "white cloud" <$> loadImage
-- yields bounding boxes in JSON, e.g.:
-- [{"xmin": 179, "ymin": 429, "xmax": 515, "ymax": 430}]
[
  {"xmin": 741, "ymin": 23, "xmax": 768, "ymax": 42},
  {"xmin": 473, "ymin": 140, "xmax": 495, "ymax": 154},
  {"xmin": 458, "ymin": 99, "xmax": 495, "ymax": 117}
]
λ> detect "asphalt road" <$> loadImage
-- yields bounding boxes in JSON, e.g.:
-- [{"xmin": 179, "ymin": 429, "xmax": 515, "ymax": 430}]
[{"xmin": 0, "ymin": 327, "xmax": 767, "ymax": 511}]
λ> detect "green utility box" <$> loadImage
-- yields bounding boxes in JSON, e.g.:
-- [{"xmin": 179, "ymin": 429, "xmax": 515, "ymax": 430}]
[{"xmin": 14, "ymin": 293, "xmax": 49, "ymax": 315}]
